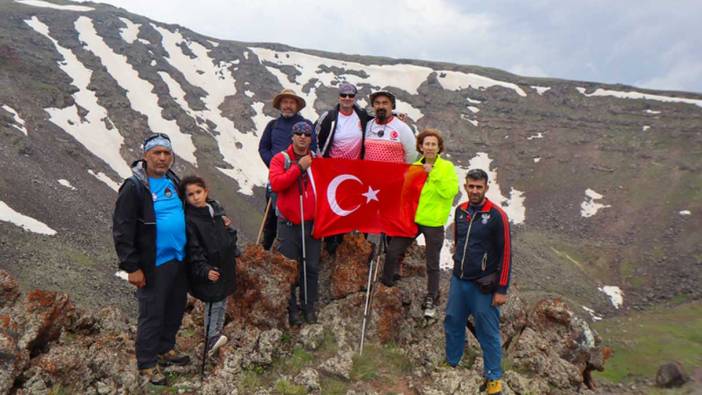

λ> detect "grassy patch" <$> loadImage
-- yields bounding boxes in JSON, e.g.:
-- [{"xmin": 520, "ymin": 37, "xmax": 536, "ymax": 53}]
[
  {"xmin": 239, "ymin": 369, "xmax": 264, "ymax": 393},
  {"xmin": 318, "ymin": 329, "xmax": 339, "ymax": 355},
  {"xmin": 320, "ymin": 375, "xmax": 349, "ymax": 394},
  {"xmin": 273, "ymin": 378, "xmax": 306, "ymax": 395},
  {"xmin": 351, "ymin": 343, "xmax": 412, "ymax": 383},
  {"xmin": 593, "ymin": 302, "xmax": 702, "ymax": 383},
  {"xmin": 281, "ymin": 346, "xmax": 314, "ymax": 373}
]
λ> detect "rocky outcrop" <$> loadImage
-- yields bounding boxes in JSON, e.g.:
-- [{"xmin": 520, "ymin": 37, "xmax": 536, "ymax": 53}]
[
  {"xmin": 0, "ymin": 243, "xmax": 613, "ymax": 394},
  {"xmin": 328, "ymin": 233, "xmax": 372, "ymax": 299},
  {"xmin": 655, "ymin": 361, "xmax": 689, "ymax": 388},
  {"xmin": 227, "ymin": 244, "xmax": 299, "ymax": 329}
]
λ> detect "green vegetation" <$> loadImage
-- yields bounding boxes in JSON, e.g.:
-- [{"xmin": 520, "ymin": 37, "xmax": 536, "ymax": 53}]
[
  {"xmin": 273, "ymin": 378, "xmax": 306, "ymax": 395},
  {"xmin": 320, "ymin": 376, "xmax": 349, "ymax": 394},
  {"xmin": 594, "ymin": 302, "xmax": 702, "ymax": 383},
  {"xmin": 351, "ymin": 343, "xmax": 412, "ymax": 383}
]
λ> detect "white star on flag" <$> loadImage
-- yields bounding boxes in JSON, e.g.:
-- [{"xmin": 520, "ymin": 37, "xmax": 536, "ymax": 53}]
[{"xmin": 361, "ymin": 186, "xmax": 380, "ymax": 203}]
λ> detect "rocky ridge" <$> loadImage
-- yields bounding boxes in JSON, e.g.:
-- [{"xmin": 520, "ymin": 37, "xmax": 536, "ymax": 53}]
[{"xmin": 1, "ymin": 234, "xmax": 613, "ymax": 394}]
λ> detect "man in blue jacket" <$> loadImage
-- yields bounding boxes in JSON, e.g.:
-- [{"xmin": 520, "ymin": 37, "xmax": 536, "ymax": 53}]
[
  {"xmin": 258, "ymin": 89, "xmax": 316, "ymax": 250},
  {"xmin": 444, "ymin": 169, "xmax": 512, "ymax": 395}
]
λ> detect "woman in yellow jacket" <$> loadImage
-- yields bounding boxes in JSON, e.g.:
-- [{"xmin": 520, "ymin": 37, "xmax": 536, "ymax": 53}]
[{"xmin": 380, "ymin": 128, "xmax": 459, "ymax": 318}]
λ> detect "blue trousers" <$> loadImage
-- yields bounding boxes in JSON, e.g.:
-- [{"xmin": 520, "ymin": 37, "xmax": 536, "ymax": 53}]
[{"xmin": 444, "ymin": 275, "xmax": 502, "ymax": 380}]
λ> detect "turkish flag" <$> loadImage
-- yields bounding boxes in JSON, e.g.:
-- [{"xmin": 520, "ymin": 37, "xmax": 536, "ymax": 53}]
[{"xmin": 311, "ymin": 158, "xmax": 427, "ymax": 238}]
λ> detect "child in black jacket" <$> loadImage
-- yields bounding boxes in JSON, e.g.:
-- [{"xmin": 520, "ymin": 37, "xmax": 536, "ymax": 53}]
[{"xmin": 181, "ymin": 176, "xmax": 240, "ymax": 356}]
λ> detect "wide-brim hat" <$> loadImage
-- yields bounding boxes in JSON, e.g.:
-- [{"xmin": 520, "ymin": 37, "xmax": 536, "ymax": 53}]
[{"xmin": 273, "ymin": 89, "xmax": 306, "ymax": 111}]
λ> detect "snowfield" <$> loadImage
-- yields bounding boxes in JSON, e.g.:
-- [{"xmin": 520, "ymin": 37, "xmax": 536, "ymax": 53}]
[
  {"xmin": 581, "ymin": 189, "xmax": 611, "ymax": 218},
  {"xmin": 0, "ymin": 200, "xmax": 56, "ymax": 235}
]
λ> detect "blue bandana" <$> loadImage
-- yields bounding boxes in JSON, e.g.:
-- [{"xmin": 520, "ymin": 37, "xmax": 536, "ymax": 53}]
[{"xmin": 143, "ymin": 135, "xmax": 173, "ymax": 153}]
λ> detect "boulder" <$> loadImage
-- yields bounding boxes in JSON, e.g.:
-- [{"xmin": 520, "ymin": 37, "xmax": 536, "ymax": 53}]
[
  {"xmin": 328, "ymin": 233, "xmax": 372, "ymax": 299},
  {"xmin": 0, "ymin": 269, "xmax": 20, "ymax": 308},
  {"xmin": 228, "ymin": 245, "xmax": 299, "ymax": 329},
  {"xmin": 655, "ymin": 361, "xmax": 689, "ymax": 388}
]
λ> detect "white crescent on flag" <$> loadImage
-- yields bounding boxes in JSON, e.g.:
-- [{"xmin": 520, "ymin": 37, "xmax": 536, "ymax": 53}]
[{"xmin": 327, "ymin": 174, "xmax": 362, "ymax": 217}]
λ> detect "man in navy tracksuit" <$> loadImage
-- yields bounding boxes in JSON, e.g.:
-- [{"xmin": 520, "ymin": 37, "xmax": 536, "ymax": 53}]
[
  {"xmin": 258, "ymin": 89, "xmax": 316, "ymax": 250},
  {"xmin": 444, "ymin": 169, "xmax": 512, "ymax": 395}
]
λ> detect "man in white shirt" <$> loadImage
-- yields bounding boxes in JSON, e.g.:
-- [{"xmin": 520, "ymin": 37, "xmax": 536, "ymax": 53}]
[
  {"xmin": 364, "ymin": 90, "xmax": 416, "ymax": 164},
  {"xmin": 314, "ymin": 82, "xmax": 374, "ymax": 254}
]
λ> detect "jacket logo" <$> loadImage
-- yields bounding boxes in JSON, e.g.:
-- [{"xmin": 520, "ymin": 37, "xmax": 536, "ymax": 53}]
[
  {"xmin": 481, "ymin": 213, "xmax": 490, "ymax": 224},
  {"xmin": 390, "ymin": 130, "xmax": 399, "ymax": 140},
  {"xmin": 152, "ymin": 193, "xmax": 158, "ymax": 202},
  {"xmin": 165, "ymin": 187, "xmax": 173, "ymax": 198}
]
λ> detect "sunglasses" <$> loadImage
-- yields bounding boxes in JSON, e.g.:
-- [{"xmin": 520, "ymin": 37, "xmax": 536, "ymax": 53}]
[
  {"xmin": 293, "ymin": 132, "xmax": 312, "ymax": 137},
  {"xmin": 144, "ymin": 132, "xmax": 171, "ymax": 144},
  {"xmin": 339, "ymin": 93, "xmax": 356, "ymax": 98}
]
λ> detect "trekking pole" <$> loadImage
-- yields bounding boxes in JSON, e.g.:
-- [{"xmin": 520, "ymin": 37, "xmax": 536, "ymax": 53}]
[
  {"xmin": 200, "ymin": 302, "xmax": 213, "ymax": 380},
  {"xmin": 255, "ymin": 198, "xmax": 272, "ymax": 245},
  {"xmin": 297, "ymin": 177, "xmax": 308, "ymax": 306},
  {"xmin": 359, "ymin": 235, "xmax": 383, "ymax": 355}
]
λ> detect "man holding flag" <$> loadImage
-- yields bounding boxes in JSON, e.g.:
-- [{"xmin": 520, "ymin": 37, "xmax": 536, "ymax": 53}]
[{"xmin": 269, "ymin": 121, "xmax": 321, "ymax": 326}]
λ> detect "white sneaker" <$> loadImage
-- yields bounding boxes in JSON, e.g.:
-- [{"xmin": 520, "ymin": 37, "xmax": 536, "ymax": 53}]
[
  {"xmin": 423, "ymin": 296, "xmax": 437, "ymax": 319},
  {"xmin": 207, "ymin": 334, "xmax": 228, "ymax": 357}
]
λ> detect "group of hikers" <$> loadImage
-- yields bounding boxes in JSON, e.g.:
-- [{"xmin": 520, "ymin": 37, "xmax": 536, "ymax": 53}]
[{"xmin": 112, "ymin": 82, "xmax": 512, "ymax": 395}]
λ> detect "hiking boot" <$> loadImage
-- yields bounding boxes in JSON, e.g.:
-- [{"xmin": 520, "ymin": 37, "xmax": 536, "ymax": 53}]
[
  {"xmin": 289, "ymin": 307, "xmax": 303, "ymax": 326},
  {"xmin": 207, "ymin": 334, "xmax": 228, "ymax": 357},
  {"xmin": 380, "ymin": 277, "xmax": 395, "ymax": 288},
  {"xmin": 139, "ymin": 366, "xmax": 167, "ymax": 386},
  {"xmin": 480, "ymin": 379, "xmax": 503, "ymax": 395},
  {"xmin": 303, "ymin": 308, "xmax": 317, "ymax": 324},
  {"xmin": 422, "ymin": 295, "xmax": 437, "ymax": 319},
  {"xmin": 158, "ymin": 349, "xmax": 191, "ymax": 367}
]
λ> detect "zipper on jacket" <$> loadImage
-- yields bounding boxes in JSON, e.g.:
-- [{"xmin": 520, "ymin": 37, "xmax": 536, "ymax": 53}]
[
  {"xmin": 481, "ymin": 252, "xmax": 488, "ymax": 271},
  {"xmin": 459, "ymin": 213, "xmax": 476, "ymax": 276}
]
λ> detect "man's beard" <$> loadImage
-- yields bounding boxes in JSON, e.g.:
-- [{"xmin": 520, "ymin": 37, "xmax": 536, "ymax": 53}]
[
  {"xmin": 375, "ymin": 108, "xmax": 387, "ymax": 121},
  {"xmin": 281, "ymin": 108, "xmax": 295, "ymax": 118}
]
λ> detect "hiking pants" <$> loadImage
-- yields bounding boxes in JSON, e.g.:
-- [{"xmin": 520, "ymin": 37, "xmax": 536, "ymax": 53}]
[
  {"xmin": 262, "ymin": 190, "xmax": 278, "ymax": 250},
  {"xmin": 135, "ymin": 259, "xmax": 187, "ymax": 369},
  {"xmin": 204, "ymin": 298, "xmax": 227, "ymax": 340},
  {"xmin": 277, "ymin": 219, "xmax": 321, "ymax": 314},
  {"xmin": 381, "ymin": 225, "xmax": 444, "ymax": 302},
  {"xmin": 444, "ymin": 274, "xmax": 502, "ymax": 380}
]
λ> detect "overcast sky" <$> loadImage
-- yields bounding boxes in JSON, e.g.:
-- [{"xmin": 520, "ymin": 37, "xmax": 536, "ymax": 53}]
[{"xmin": 78, "ymin": 0, "xmax": 702, "ymax": 93}]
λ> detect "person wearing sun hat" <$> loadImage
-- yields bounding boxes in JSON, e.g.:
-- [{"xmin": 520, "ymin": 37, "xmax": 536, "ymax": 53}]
[{"xmin": 258, "ymin": 89, "xmax": 316, "ymax": 250}]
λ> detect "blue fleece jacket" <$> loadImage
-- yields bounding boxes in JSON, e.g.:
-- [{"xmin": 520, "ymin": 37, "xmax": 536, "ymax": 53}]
[{"xmin": 258, "ymin": 114, "xmax": 317, "ymax": 168}]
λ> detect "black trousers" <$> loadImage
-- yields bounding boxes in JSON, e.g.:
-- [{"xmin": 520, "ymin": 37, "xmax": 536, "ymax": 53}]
[
  {"xmin": 135, "ymin": 259, "xmax": 187, "ymax": 369},
  {"xmin": 262, "ymin": 192, "xmax": 278, "ymax": 250},
  {"xmin": 277, "ymin": 219, "xmax": 321, "ymax": 313},
  {"xmin": 381, "ymin": 225, "xmax": 445, "ymax": 302}
]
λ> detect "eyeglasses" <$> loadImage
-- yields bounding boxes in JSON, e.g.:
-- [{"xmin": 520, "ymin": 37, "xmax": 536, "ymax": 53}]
[
  {"xmin": 293, "ymin": 132, "xmax": 312, "ymax": 137},
  {"xmin": 339, "ymin": 94, "xmax": 356, "ymax": 98}
]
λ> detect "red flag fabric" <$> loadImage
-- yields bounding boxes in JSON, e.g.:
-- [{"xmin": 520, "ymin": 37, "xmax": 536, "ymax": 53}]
[{"xmin": 311, "ymin": 158, "xmax": 427, "ymax": 238}]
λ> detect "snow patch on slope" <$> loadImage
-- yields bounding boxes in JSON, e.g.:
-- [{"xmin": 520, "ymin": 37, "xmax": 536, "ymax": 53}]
[
  {"xmin": 88, "ymin": 169, "xmax": 119, "ymax": 192},
  {"xmin": 250, "ymin": 47, "xmax": 433, "ymax": 119},
  {"xmin": 57, "ymin": 179, "xmax": 76, "ymax": 190},
  {"xmin": 2, "ymin": 104, "xmax": 28, "ymax": 135},
  {"xmin": 15, "ymin": 0, "xmax": 93, "ymax": 11},
  {"xmin": 531, "ymin": 85, "xmax": 551, "ymax": 95},
  {"xmin": 576, "ymin": 87, "xmax": 702, "ymax": 108},
  {"xmin": 154, "ymin": 25, "xmax": 266, "ymax": 195},
  {"xmin": 455, "ymin": 153, "xmax": 526, "ymax": 225},
  {"xmin": 598, "ymin": 286, "xmax": 623, "ymax": 309},
  {"xmin": 581, "ymin": 188, "xmax": 610, "ymax": 217},
  {"xmin": 437, "ymin": 70, "xmax": 527, "ymax": 97},
  {"xmin": 74, "ymin": 17, "xmax": 197, "ymax": 165},
  {"xmin": 118, "ymin": 17, "xmax": 140, "ymax": 44},
  {"xmin": 25, "ymin": 17, "xmax": 131, "ymax": 179},
  {"xmin": 642, "ymin": 125, "xmax": 651, "ymax": 131},
  {"xmin": 0, "ymin": 200, "xmax": 56, "ymax": 235},
  {"xmin": 679, "ymin": 210, "xmax": 691, "ymax": 216}
]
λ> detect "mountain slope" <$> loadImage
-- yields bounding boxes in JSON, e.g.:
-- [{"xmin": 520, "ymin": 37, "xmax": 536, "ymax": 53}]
[{"xmin": 0, "ymin": 0, "xmax": 700, "ymax": 315}]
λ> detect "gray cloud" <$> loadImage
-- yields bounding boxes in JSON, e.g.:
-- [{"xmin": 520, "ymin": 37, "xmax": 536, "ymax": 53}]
[{"xmin": 76, "ymin": 0, "xmax": 702, "ymax": 93}]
